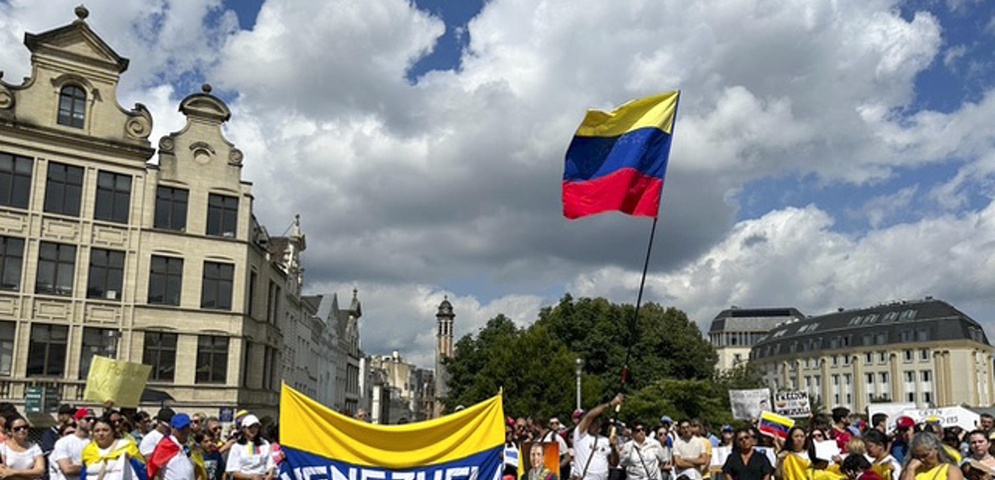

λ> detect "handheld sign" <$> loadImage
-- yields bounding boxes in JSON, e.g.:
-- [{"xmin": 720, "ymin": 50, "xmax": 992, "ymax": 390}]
[{"xmin": 83, "ymin": 356, "xmax": 152, "ymax": 408}]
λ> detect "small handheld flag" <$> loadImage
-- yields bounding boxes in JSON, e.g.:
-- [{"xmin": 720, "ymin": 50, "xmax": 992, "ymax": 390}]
[
  {"xmin": 562, "ymin": 91, "xmax": 679, "ymax": 220},
  {"xmin": 758, "ymin": 411, "xmax": 794, "ymax": 440}
]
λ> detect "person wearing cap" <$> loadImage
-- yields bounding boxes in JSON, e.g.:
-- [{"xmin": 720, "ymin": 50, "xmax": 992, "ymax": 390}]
[
  {"xmin": 574, "ymin": 394, "xmax": 623, "ymax": 480},
  {"xmin": 42, "ymin": 405, "xmax": 77, "ymax": 465},
  {"xmin": 140, "ymin": 408, "xmax": 176, "ymax": 458},
  {"xmin": 224, "ymin": 415, "xmax": 275, "ymax": 480},
  {"xmin": 148, "ymin": 414, "xmax": 196, "ymax": 480},
  {"xmin": 892, "ymin": 416, "xmax": 916, "ymax": 464},
  {"xmin": 719, "ymin": 426, "xmax": 734, "ymax": 448},
  {"xmin": 50, "ymin": 409, "xmax": 94, "ymax": 480}
]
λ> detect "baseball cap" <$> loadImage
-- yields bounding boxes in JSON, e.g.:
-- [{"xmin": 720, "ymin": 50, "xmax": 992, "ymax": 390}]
[
  {"xmin": 73, "ymin": 408, "xmax": 95, "ymax": 421},
  {"xmin": 895, "ymin": 416, "xmax": 915, "ymax": 430},
  {"xmin": 241, "ymin": 414, "xmax": 261, "ymax": 428},
  {"xmin": 660, "ymin": 416, "xmax": 673, "ymax": 424},
  {"xmin": 156, "ymin": 407, "xmax": 176, "ymax": 423},
  {"xmin": 925, "ymin": 416, "xmax": 942, "ymax": 426},
  {"xmin": 572, "ymin": 409, "xmax": 585, "ymax": 420},
  {"xmin": 722, "ymin": 424, "xmax": 734, "ymax": 432},
  {"xmin": 58, "ymin": 404, "xmax": 76, "ymax": 416},
  {"xmin": 170, "ymin": 413, "xmax": 191, "ymax": 430}
]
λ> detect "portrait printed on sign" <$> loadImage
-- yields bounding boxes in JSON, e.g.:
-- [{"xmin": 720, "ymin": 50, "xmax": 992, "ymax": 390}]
[{"xmin": 523, "ymin": 442, "xmax": 560, "ymax": 480}]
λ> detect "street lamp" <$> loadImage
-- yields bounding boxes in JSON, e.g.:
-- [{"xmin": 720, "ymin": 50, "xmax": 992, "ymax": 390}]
[{"xmin": 575, "ymin": 358, "xmax": 584, "ymax": 411}]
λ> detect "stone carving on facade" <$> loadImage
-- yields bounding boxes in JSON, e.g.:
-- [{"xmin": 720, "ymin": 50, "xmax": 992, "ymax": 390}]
[
  {"xmin": 158, "ymin": 136, "xmax": 175, "ymax": 153},
  {"xmin": 124, "ymin": 103, "xmax": 153, "ymax": 139}
]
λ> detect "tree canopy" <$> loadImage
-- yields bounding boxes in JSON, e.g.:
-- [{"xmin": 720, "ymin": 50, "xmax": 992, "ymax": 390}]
[{"xmin": 443, "ymin": 294, "xmax": 761, "ymax": 427}]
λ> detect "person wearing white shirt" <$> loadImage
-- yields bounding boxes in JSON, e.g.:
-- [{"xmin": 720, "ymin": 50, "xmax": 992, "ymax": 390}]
[
  {"xmin": 149, "ymin": 414, "xmax": 196, "ymax": 480},
  {"xmin": 0, "ymin": 414, "xmax": 46, "ymax": 480},
  {"xmin": 573, "ymin": 395, "xmax": 623, "ymax": 480},
  {"xmin": 619, "ymin": 422, "xmax": 669, "ymax": 480},
  {"xmin": 225, "ymin": 415, "xmax": 276, "ymax": 480},
  {"xmin": 140, "ymin": 408, "xmax": 176, "ymax": 459},
  {"xmin": 50, "ymin": 409, "xmax": 94, "ymax": 480}
]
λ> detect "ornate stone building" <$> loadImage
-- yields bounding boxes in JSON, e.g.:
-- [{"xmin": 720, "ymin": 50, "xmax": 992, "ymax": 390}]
[
  {"xmin": 434, "ymin": 296, "xmax": 454, "ymax": 416},
  {"xmin": 0, "ymin": 8, "xmax": 309, "ymax": 419}
]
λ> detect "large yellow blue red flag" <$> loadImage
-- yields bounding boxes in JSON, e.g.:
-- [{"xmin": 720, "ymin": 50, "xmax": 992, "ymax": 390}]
[
  {"xmin": 562, "ymin": 91, "xmax": 680, "ymax": 220},
  {"xmin": 279, "ymin": 385, "xmax": 506, "ymax": 480}
]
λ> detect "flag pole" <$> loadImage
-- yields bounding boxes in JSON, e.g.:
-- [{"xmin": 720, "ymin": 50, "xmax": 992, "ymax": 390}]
[{"xmin": 609, "ymin": 90, "xmax": 680, "ymax": 437}]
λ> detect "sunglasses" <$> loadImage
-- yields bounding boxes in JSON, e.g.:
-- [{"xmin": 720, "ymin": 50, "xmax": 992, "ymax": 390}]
[
  {"xmin": 11, "ymin": 425, "xmax": 29, "ymax": 432},
  {"xmin": 211, "ymin": 426, "xmax": 222, "ymax": 432},
  {"xmin": 634, "ymin": 427, "xmax": 645, "ymax": 432},
  {"xmin": 83, "ymin": 417, "xmax": 96, "ymax": 422},
  {"xmin": 193, "ymin": 420, "xmax": 201, "ymax": 424}
]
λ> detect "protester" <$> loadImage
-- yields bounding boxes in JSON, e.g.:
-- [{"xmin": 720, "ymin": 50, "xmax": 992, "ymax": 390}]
[
  {"xmin": 197, "ymin": 431, "xmax": 224, "ymax": 480},
  {"xmin": 892, "ymin": 417, "xmax": 916, "ymax": 464},
  {"xmin": 224, "ymin": 415, "xmax": 276, "ymax": 480},
  {"xmin": 872, "ymin": 415, "xmax": 889, "ymax": 435},
  {"xmin": 148, "ymin": 414, "xmax": 195, "ymax": 480},
  {"xmin": 42, "ymin": 406, "xmax": 77, "ymax": 468},
  {"xmin": 721, "ymin": 427, "xmax": 773, "ymax": 480},
  {"xmin": 980, "ymin": 417, "xmax": 995, "ymax": 436},
  {"xmin": 864, "ymin": 430, "xmax": 901, "ymax": 480},
  {"xmin": 132, "ymin": 412, "xmax": 152, "ymax": 445},
  {"xmin": 140, "ymin": 408, "xmax": 176, "ymax": 458},
  {"xmin": 537, "ymin": 419, "xmax": 570, "ymax": 473},
  {"xmin": 842, "ymin": 454, "xmax": 884, "ymax": 480},
  {"xmin": 775, "ymin": 427, "xmax": 810, "ymax": 480},
  {"xmin": 901, "ymin": 432, "xmax": 964, "ymax": 480},
  {"xmin": 504, "ymin": 423, "xmax": 521, "ymax": 480},
  {"xmin": 965, "ymin": 460, "xmax": 995, "ymax": 480},
  {"xmin": 190, "ymin": 414, "xmax": 207, "ymax": 437},
  {"xmin": 832, "ymin": 408, "xmax": 854, "ymax": 451},
  {"xmin": 50, "ymin": 408, "xmax": 94, "ymax": 480},
  {"xmin": 0, "ymin": 414, "xmax": 46, "ymax": 480},
  {"xmin": 80, "ymin": 416, "xmax": 145, "ymax": 480},
  {"xmin": 966, "ymin": 431, "xmax": 995, "ymax": 469},
  {"xmin": 720, "ymin": 426, "xmax": 734, "ymax": 448},
  {"xmin": 673, "ymin": 420, "xmax": 708, "ymax": 480},
  {"xmin": 619, "ymin": 422, "xmax": 669, "ymax": 480},
  {"xmin": 573, "ymin": 395, "xmax": 623, "ymax": 480},
  {"xmin": 691, "ymin": 421, "xmax": 714, "ymax": 480}
]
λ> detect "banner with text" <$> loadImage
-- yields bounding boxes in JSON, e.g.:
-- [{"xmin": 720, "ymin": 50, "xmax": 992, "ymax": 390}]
[
  {"xmin": 729, "ymin": 388, "xmax": 771, "ymax": 420},
  {"xmin": 773, "ymin": 392, "xmax": 811, "ymax": 417},
  {"xmin": 279, "ymin": 385, "xmax": 506, "ymax": 480}
]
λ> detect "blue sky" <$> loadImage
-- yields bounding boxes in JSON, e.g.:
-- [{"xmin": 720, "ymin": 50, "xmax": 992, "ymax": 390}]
[{"xmin": 3, "ymin": 0, "xmax": 995, "ymax": 368}]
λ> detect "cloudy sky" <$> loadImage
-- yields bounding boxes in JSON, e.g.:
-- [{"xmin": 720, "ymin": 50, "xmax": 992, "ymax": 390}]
[{"xmin": 3, "ymin": 0, "xmax": 995, "ymax": 368}]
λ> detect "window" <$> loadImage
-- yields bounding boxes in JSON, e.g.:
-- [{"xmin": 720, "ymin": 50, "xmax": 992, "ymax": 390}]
[
  {"xmin": 864, "ymin": 352, "xmax": 872, "ymax": 365},
  {"xmin": 899, "ymin": 330, "xmax": 913, "ymax": 342},
  {"xmin": 247, "ymin": 271, "xmax": 257, "ymax": 317},
  {"xmin": 201, "ymin": 262, "xmax": 234, "ymax": 310},
  {"xmin": 920, "ymin": 349, "xmax": 930, "ymax": 361},
  {"xmin": 875, "ymin": 332, "xmax": 887, "ymax": 345},
  {"xmin": 921, "ymin": 371, "xmax": 931, "ymax": 382},
  {"xmin": 0, "ymin": 236, "xmax": 24, "ymax": 291},
  {"xmin": 196, "ymin": 335, "xmax": 229, "ymax": 384},
  {"xmin": 148, "ymin": 256, "xmax": 183, "ymax": 306},
  {"xmin": 79, "ymin": 328, "xmax": 118, "ymax": 379},
  {"xmin": 241, "ymin": 342, "xmax": 252, "ymax": 388},
  {"xmin": 0, "ymin": 321, "xmax": 13, "ymax": 376},
  {"xmin": 906, "ymin": 392, "xmax": 915, "ymax": 402},
  {"xmin": 879, "ymin": 372, "xmax": 889, "ymax": 384},
  {"xmin": 206, "ymin": 194, "xmax": 238, "ymax": 237},
  {"xmin": 843, "ymin": 355, "xmax": 851, "ymax": 365},
  {"xmin": 0, "ymin": 153, "xmax": 33, "ymax": 209},
  {"xmin": 26, "ymin": 323, "xmax": 68, "ymax": 377},
  {"xmin": 903, "ymin": 350, "xmax": 913, "ymax": 362},
  {"xmin": 87, "ymin": 249, "xmax": 124, "ymax": 300},
  {"xmin": 866, "ymin": 373, "xmax": 874, "ymax": 384},
  {"xmin": 35, "ymin": 242, "xmax": 76, "ymax": 295},
  {"xmin": 44, "ymin": 162, "xmax": 84, "ymax": 216},
  {"xmin": 862, "ymin": 334, "xmax": 873, "ymax": 346},
  {"xmin": 832, "ymin": 355, "xmax": 839, "ymax": 366},
  {"xmin": 923, "ymin": 392, "xmax": 932, "ymax": 405},
  {"xmin": 832, "ymin": 374, "xmax": 839, "ymax": 385},
  {"xmin": 57, "ymin": 85, "xmax": 86, "ymax": 128},
  {"xmin": 154, "ymin": 186, "xmax": 188, "ymax": 230},
  {"xmin": 94, "ymin": 171, "xmax": 132, "ymax": 224},
  {"xmin": 916, "ymin": 329, "xmax": 929, "ymax": 342},
  {"xmin": 904, "ymin": 371, "xmax": 915, "ymax": 382},
  {"xmin": 267, "ymin": 280, "xmax": 281, "ymax": 324},
  {"xmin": 143, "ymin": 332, "xmax": 177, "ymax": 381},
  {"xmin": 879, "ymin": 352, "xmax": 887, "ymax": 363}
]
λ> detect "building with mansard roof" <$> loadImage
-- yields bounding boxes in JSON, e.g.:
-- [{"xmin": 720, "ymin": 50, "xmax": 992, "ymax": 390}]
[
  {"xmin": 708, "ymin": 307, "xmax": 806, "ymax": 371},
  {"xmin": 748, "ymin": 297, "xmax": 994, "ymax": 412},
  {"xmin": 0, "ymin": 8, "xmax": 316, "ymax": 419}
]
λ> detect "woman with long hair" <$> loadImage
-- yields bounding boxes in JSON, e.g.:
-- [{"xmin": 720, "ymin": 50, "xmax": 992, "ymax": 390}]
[
  {"xmin": 79, "ymin": 416, "xmax": 146, "ymax": 480},
  {"xmin": 900, "ymin": 432, "xmax": 964, "ymax": 480},
  {"xmin": 0, "ymin": 414, "xmax": 45, "ymax": 480},
  {"xmin": 775, "ymin": 427, "xmax": 809, "ymax": 480},
  {"xmin": 224, "ymin": 415, "xmax": 276, "ymax": 480}
]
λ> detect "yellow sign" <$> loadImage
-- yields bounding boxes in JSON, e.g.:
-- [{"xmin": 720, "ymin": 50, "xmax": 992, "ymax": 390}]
[{"xmin": 83, "ymin": 356, "xmax": 152, "ymax": 408}]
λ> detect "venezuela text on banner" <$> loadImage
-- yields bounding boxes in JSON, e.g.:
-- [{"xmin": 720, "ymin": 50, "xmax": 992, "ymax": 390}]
[{"xmin": 279, "ymin": 384, "xmax": 506, "ymax": 480}]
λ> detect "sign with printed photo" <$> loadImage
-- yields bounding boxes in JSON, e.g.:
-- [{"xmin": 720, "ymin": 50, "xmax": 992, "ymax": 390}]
[
  {"xmin": 729, "ymin": 388, "xmax": 771, "ymax": 420},
  {"xmin": 773, "ymin": 391, "xmax": 811, "ymax": 417}
]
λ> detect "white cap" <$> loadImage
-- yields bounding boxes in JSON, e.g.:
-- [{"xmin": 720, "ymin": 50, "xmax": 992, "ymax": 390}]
[{"xmin": 241, "ymin": 414, "xmax": 260, "ymax": 428}]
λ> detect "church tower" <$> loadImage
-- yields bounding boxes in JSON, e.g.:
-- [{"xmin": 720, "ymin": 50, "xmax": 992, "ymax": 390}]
[{"xmin": 434, "ymin": 296, "xmax": 455, "ymax": 416}]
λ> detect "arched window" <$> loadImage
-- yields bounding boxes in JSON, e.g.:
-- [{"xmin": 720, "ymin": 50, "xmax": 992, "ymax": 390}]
[{"xmin": 57, "ymin": 85, "xmax": 87, "ymax": 128}]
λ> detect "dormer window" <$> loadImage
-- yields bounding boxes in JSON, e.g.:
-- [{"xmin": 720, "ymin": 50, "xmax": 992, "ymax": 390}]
[{"xmin": 57, "ymin": 85, "xmax": 86, "ymax": 128}]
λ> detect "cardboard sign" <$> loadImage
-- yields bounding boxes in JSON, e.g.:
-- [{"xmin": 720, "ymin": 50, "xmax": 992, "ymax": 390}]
[
  {"xmin": 729, "ymin": 388, "xmax": 771, "ymax": 420},
  {"xmin": 83, "ymin": 356, "xmax": 152, "ymax": 408},
  {"xmin": 774, "ymin": 391, "xmax": 811, "ymax": 417}
]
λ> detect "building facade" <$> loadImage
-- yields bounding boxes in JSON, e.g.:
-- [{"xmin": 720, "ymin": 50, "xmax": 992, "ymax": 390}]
[
  {"xmin": 708, "ymin": 307, "xmax": 805, "ymax": 371},
  {"xmin": 749, "ymin": 298, "xmax": 995, "ymax": 413},
  {"xmin": 368, "ymin": 351, "xmax": 435, "ymax": 424},
  {"xmin": 305, "ymin": 289, "xmax": 367, "ymax": 414},
  {"xmin": 0, "ymin": 9, "xmax": 310, "ymax": 419}
]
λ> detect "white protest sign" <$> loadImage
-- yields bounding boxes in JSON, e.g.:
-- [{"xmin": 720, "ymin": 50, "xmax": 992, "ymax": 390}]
[
  {"xmin": 899, "ymin": 406, "xmax": 980, "ymax": 432},
  {"xmin": 866, "ymin": 402, "xmax": 917, "ymax": 430},
  {"xmin": 774, "ymin": 391, "xmax": 811, "ymax": 417},
  {"xmin": 729, "ymin": 388, "xmax": 771, "ymax": 420}
]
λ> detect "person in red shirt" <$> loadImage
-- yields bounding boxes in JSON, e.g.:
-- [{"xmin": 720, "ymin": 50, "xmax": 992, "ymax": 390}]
[{"xmin": 831, "ymin": 407, "xmax": 852, "ymax": 451}]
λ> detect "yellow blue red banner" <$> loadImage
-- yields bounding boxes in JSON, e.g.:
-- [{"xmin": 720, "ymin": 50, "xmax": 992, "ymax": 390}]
[{"xmin": 279, "ymin": 385, "xmax": 506, "ymax": 480}]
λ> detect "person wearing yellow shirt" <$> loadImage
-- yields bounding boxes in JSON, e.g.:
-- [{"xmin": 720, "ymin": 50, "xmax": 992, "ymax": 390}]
[{"xmin": 900, "ymin": 433, "xmax": 964, "ymax": 480}]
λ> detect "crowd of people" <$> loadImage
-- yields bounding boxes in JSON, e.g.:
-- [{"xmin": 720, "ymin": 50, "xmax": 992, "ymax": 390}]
[
  {"xmin": 500, "ymin": 398, "xmax": 995, "ymax": 480},
  {"xmin": 0, "ymin": 402, "xmax": 280, "ymax": 480}
]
